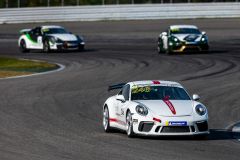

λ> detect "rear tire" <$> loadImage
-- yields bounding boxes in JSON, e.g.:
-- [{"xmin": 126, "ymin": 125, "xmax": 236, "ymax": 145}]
[
  {"xmin": 103, "ymin": 106, "xmax": 111, "ymax": 132},
  {"xmin": 19, "ymin": 39, "xmax": 30, "ymax": 53},
  {"xmin": 126, "ymin": 111, "xmax": 135, "ymax": 138},
  {"xmin": 44, "ymin": 40, "xmax": 50, "ymax": 53}
]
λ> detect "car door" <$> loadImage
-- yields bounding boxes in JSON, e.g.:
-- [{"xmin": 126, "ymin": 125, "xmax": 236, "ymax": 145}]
[
  {"xmin": 28, "ymin": 28, "xmax": 42, "ymax": 49},
  {"xmin": 162, "ymin": 29, "xmax": 169, "ymax": 49},
  {"xmin": 35, "ymin": 27, "xmax": 43, "ymax": 49},
  {"xmin": 117, "ymin": 84, "xmax": 130, "ymax": 125},
  {"xmin": 28, "ymin": 29, "xmax": 37, "ymax": 49}
]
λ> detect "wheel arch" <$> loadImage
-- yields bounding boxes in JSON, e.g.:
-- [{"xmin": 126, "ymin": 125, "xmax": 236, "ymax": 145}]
[
  {"xmin": 18, "ymin": 35, "xmax": 27, "ymax": 47},
  {"xmin": 103, "ymin": 96, "xmax": 116, "ymax": 120}
]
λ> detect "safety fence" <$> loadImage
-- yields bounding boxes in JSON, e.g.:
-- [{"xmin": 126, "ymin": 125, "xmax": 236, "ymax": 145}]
[{"xmin": 0, "ymin": 3, "xmax": 240, "ymax": 24}]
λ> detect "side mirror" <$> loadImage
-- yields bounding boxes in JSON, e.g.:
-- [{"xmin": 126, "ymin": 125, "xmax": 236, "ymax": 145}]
[
  {"xmin": 162, "ymin": 32, "xmax": 167, "ymax": 36},
  {"xmin": 69, "ymin": 32, "xmax": 72, "ymax": 34},
  {"xmin": 202, "ymin": 31, "xmax": 206, "ymax": 35},
  {"xmin": 116, "ymin": 95, "xmax": 125, "ymax": 103},
  {"xmin": 193, "ymin": 94, "xmax": 200, "ymax": 101}
]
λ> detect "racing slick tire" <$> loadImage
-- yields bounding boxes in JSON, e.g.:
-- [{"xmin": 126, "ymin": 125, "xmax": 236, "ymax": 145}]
[
  {"xmin": 44, "ymin": 40, "xmax": 51, "ymax": 53},
  {"xmin": 19, "ymin": 39, "xmax": 30, "ymax": 53},
  {"xmin": 126, "ymin": 111, "xmax": 135, "ymax": 138},
  {"xmin": 157, "ymin": 40, "xmax": 164, "ymax": 54},
  {"xmin": 165, "ymin": 40, "xmax": 172, "ymax": 55},
  {"xmin": 166, "ymin": 49, "xmax": 172, "ymax": 55},
  {"xmin": 193, "ymin": 134, "xmax": 207, "ymax": 140},
  {"xmin": 103, "ymin": 106, "xmax": 111, "ymax": 132}
]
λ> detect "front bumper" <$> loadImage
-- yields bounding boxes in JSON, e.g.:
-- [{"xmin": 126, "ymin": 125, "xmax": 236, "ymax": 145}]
[
  {"xmin": 171, "ymin": 43, "xmax": 209, "ymax": 52},
  {"xmin": 132, "ymin": 114, "xmax": 210, "ymax": 136},
  {"xmin": 50, "ymin": 41, "xmax": 85, "ymax": 51}
]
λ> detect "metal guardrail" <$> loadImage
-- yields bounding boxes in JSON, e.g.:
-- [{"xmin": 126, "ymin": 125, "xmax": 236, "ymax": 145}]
[{"xmin": 0, "ymin": 3, "xmax": 240, "ymax": 24}]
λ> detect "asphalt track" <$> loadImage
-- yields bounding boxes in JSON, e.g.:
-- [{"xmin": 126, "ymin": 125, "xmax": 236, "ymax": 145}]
[{"xmin": 0, "ymin": 19, "xmax": 240, "ymax": 160}]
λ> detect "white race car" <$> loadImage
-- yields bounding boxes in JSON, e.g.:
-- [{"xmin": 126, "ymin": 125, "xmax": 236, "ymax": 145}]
[
  {"xmin": 158, "ymin": 25, "xmax": 209, "ymax": 54},
  {"xmin": 18, "ymin": 25, "xmax": 85, "ymax": 53},
  {"xmin": 103, "ymin": 80, "xmax": 210, "ymax": 139}
]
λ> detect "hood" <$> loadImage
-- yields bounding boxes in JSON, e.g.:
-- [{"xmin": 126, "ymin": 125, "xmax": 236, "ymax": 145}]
[
  {"xmin": 135, "ymin": 100, "xmax": 193, "ymax": 116},
  {"xmin": 48, "ymin": 34, "xmax": 77, "ymax": 41},
  {"xmin": 173, "ymin": 34, "xmax": 201, "ymax": 42}
]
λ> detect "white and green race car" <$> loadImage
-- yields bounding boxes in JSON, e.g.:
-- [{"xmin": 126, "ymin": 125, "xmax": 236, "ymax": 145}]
[
  {"xmin": 18, "ymin": 25, "xmax": 85, "ymax": 53},
  {"xmin": 158, "ymin": 25, "xmax": 209, "ymax": 54}
]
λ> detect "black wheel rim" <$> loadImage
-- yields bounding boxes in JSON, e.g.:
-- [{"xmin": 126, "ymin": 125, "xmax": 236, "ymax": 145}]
[
  {"xmin": 20, "ymin": 40, "xmax": 25, "ymax": 51},
  {"xmin": 44, "ymin": 41, "xmax": 48, "ymax": 51}
]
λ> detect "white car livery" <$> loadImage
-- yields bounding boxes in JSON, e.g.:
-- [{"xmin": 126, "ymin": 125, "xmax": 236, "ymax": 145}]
[
  {"xmin": 158, "ymin": 25, "xmax": 209, "ymax": 54},
  {"xmin": 18, "ymin": 25, "xmax": 85, "ymax": 53},
  {"xmin": 103, "ymin": 80, "xmax": 210, "ymax": 139}
]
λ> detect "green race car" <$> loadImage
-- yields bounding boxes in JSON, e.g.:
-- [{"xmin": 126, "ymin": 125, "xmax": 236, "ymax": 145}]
[{"xmin": 157, "ymin": 25, "xmax": 209, "ymax": 54}]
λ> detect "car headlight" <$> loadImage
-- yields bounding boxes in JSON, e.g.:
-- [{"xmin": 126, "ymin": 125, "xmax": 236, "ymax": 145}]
[
  {"xmin": 201, "ymin": 36, "xmax": 208, "ymax": 41},
  {"xmin": 195, "ymin": 104, "xmax": 206, "ymax": 116},
  {"xmin": 171, "ymin": 36, "xmax": 179, "ymax": 42},
  {"xmin": 51, "ymin": 36, "xmax": 58, "ymax": 42},
  {"xmin": 136, "ymin": 105, "xmax": 148, "ymax": 116}
]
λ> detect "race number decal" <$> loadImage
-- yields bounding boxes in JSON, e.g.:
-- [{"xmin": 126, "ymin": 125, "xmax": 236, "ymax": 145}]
[
  {"xmin": 132, "ymin": 87, "xmax": 151, "ymax": 94},
  {"xmin": 42, "ymin": 29, "xmax": 49, "ymax": 32},
  {"xmin": 171, "ymin": 28, "xmax": 179, "ymax": 32}
]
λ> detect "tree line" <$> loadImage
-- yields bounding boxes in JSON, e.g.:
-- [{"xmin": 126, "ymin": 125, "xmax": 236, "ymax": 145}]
[{"xmin": 0, "ymin": 0, "xmax": 234, "ymax": 8}]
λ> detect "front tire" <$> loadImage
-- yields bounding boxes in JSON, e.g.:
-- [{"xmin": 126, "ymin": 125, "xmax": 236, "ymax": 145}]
[
  {"xmin": 126, "ymin": 111, "xmax": 134, "ymax": 138},
  {"xmin": 157, "ymin": 40, "xmax": 164, "ymax": 54},
  {"xmin": 103, "ymin": 106, "xmax": 111, "ymax": 132},
  {"xmin": 19, "ymin": 39, "xmax": 30, "ymax": 53},
  {"xmin": 44, "ymin": 40, "xmax": 50, "ymax": 53}
]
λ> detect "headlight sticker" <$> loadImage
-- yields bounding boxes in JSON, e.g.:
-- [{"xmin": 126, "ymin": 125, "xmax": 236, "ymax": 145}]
[
  {"xmin": 42, "ymin": 29, "xmax": 49, "ymax": 32},
  {"xmin": 171, "ymin": 28, "xmax": 179, "ymax": 32},
  {"xmin": 133, "ymin": 119, "xmax": 138, "ymax": 125},
  {"xmin": 166, "ymin": 121, "xmax": 187, "ymax": 126}
]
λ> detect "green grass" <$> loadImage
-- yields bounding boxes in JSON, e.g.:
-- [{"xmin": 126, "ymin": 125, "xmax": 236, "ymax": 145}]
[
  {"xmin": 0, "ymin": 57, "xmax": 56, "ymax": 69},
  {"xmin": 0, "ymin": 57, "xmax": 57, "ymax": 78}
]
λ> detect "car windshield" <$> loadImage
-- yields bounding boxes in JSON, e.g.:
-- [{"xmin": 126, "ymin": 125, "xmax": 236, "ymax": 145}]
[
  {"xmin": 171, "ymin": 28, "xmax": 201, "ymax": 34},
  {"xmin": 131, "ymin": 86, "xmax": 191, "ymax": 100},
  {"xmin": 42, "ymin": 28, "xmax": 69, "ymax": 35}
]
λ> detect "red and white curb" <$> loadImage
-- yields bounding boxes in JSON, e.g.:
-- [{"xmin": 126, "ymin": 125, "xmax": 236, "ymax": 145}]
[
  {"xmin": 0, "ymin": 59, "xmax": 65, "ymax": 80},
  {"xmin": 232, "ymin": 123, "xmax": 240, "ymax": 141}
]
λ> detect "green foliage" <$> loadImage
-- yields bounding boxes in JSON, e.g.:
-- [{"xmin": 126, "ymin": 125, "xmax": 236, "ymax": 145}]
[
  {"xmin": 0, "ymin": 0, "xmax": 237, "ymax": 8},
  {"xmin": 0, "ymin": 57, "xmax": 56, "ymax": 69}
]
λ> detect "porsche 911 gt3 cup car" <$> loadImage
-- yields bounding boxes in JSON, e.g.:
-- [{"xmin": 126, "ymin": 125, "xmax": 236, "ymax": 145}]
[
  {"xmin": 158, "ymin": 25, "xmax": 209, "ymax": 54},
  {"xmin": 18, "ymin": 25, "xmax": 85, "ymax": 53},
  {"xmin": 103, "ymin": 80, "xmax": 209, "ymax": 139}
]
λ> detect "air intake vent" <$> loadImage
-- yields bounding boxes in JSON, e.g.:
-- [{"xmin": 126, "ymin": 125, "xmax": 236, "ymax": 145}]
[
  {"xmin": 191, "ymin": 126, "xmax": 196, "ymax": 132},
  {"xmin": 196, "ymin": 121, "xmax": 208, "ymax": 131},
  {"xmin": 138, "ymin": 122, "xmax": 154, "ymax": 132},
  {"xmin": 155, "ymin": 126, "xmax": 160, "ymax": 133},
  {"xmin": 161, "ymin": 126, "xmax": 190, "ymax": 133}
]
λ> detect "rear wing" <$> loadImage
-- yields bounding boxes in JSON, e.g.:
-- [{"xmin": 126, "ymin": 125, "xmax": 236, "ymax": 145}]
[
  {"xmin": 20, "ymin": 29, "xmax": 31, "ymax": 34},
  {"xmin": 107, "ymin": 83, "xmax": 126, "ymax": 92}
]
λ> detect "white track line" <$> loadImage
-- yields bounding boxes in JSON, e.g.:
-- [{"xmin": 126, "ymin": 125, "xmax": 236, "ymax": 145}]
[{"xmin": 0, "ymin": 59, "xmax": 65, "ymax": 80}]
